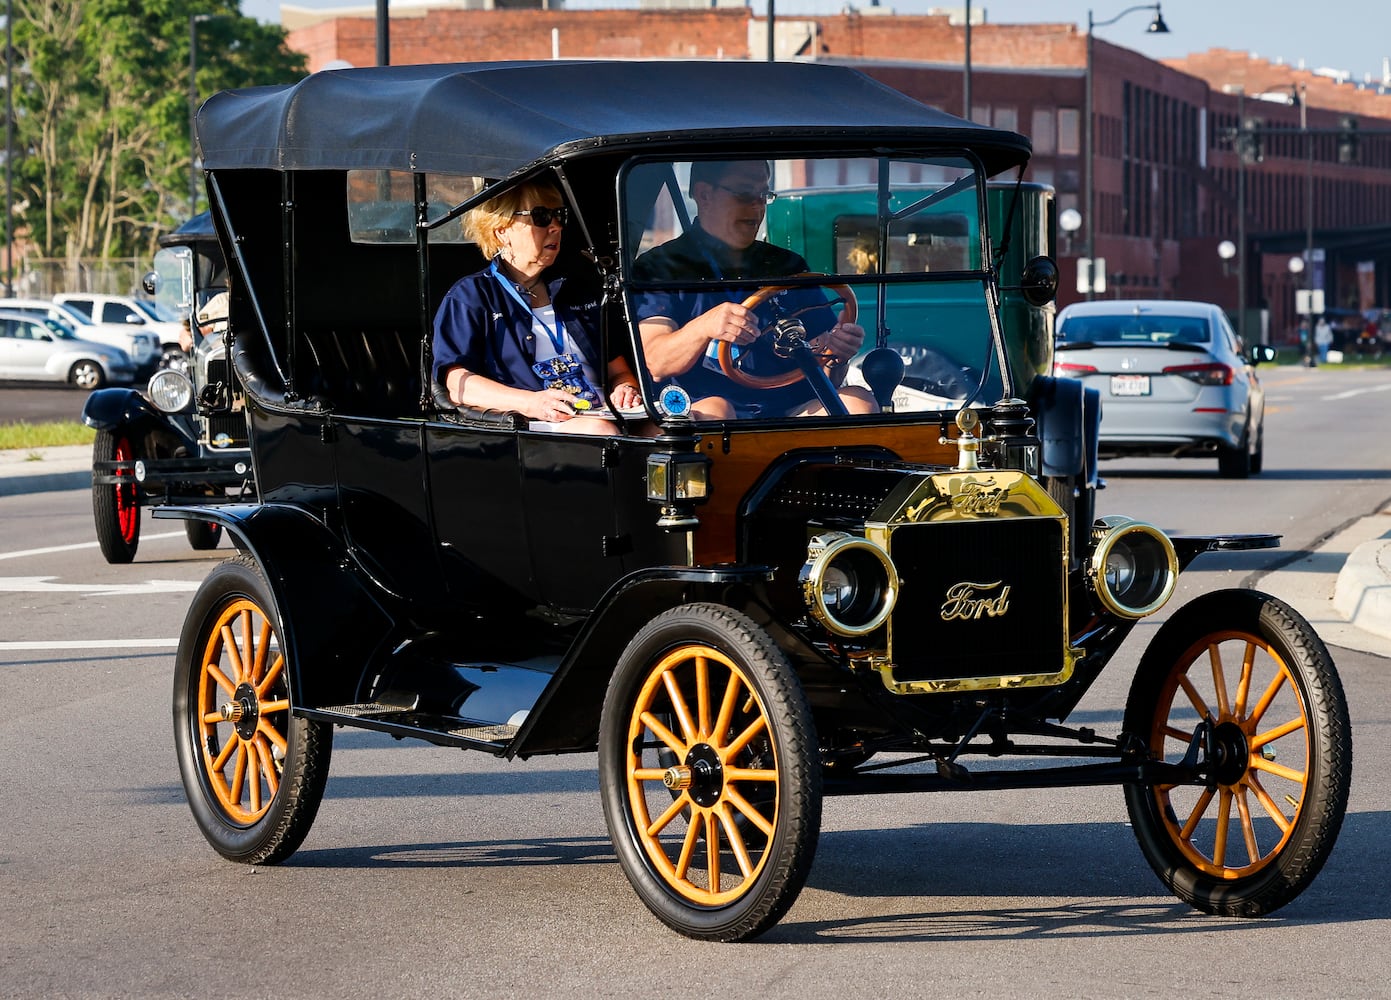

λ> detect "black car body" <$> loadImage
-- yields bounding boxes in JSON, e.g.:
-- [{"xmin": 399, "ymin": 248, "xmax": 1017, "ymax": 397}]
[
  {"xmin": 81, "ymin": 212, "xmax": 253, "ymax": 563},
  {"xmin": 165, "ymin": 60, "xmax": 1350, "ymax": 942}
]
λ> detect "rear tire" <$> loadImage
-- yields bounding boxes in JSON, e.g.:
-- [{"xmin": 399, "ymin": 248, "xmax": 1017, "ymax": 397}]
[
  {"xmin": 1218, "ymin": 428, "xmax": 1251, "ymax": 479},
  {"xmin": 173, "ymin": 555, "xmax": 332, "ymax": 864},
  {"xmin": 185, "ymin": 519, "xmax": 223, "ymax": 551},
  {"xmin": 92, "ymin": 430, "xmax": 140, "ymax": 564}
]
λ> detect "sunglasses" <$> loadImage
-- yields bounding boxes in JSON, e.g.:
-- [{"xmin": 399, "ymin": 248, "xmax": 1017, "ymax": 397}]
[
  {"xmin": 716, "ymin": 184, "xmax": 777, "ymax": 206},
  {"xmin": 513, "ymin": 205, "xmax": 569, "ymax": 228}
]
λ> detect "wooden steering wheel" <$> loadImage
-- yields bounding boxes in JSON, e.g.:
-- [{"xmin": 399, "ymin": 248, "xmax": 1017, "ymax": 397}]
[{"xmin": 716, "ymin": 275, "xmax": 858, "ymax": 390}]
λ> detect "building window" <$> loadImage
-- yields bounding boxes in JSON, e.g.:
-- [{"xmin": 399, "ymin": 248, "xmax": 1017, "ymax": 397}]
[
  {"xmin": 1031, "ymin": 108, "xmax": 1056, "ymax": 155},
  {"xmin": 1058, "ymin": 109, "xmax": 1080, "ymax": 156},
  {"xmin": 994, "ymin": 105, "xmax": 1018, "ymax": 133}
]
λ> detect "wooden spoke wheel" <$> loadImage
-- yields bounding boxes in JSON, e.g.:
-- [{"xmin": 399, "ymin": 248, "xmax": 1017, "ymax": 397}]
[
  {"xmin": 92, "ymin": 430, "xmax": 140, "ymax": 564},
  {"xmin": 1123, "ymin": 590, "xmax": 1351, "ymax": 916},
  {"xmin": 599, "ymin": 604, "xmax": 821, "ymax": 941},
  {"xmin": 717, "ymin": 275, "xmax": 857, "ymax": 390},
  {"xmin": 173, "ymin": 555, "xmax": 331, "ymax": 864}
]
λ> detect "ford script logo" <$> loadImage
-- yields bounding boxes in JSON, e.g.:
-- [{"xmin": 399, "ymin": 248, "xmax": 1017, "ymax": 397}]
[
  {"xmin": 950, "ymin": 480, "xmax": 1007, "ymax": 516},
  {"xmin": 940, "ymin": 580, "xmax": 1011, "ymax": 621}
]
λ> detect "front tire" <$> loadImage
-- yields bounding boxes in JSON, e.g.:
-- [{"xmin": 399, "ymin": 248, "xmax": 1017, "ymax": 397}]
[
  {"xmin": 1123, "ymin": 590, "xmax": 1350, "ymax": 916},
  {"xmin": 173, "ymin": 555, "xmax": 331, "ymax": 864},
  {"xmin": 598, "ymin": 603, "xmax": 821, "ymax": 941},
  {"xmin": 69, "ymin": 359, "xmax": 107, "ymax": 390},
  {"xmin": 92, "ymin": 430, "xmax": 140, "ymax": 564}
]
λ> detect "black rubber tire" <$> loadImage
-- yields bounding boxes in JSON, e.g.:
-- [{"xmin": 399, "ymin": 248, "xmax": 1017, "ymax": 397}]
[
  {"xmin": 173, "ymin": 555, "xmax": 332, "ymax": 864},
  {"xmin": 1218, "ymin": 425, "xmax": 1252, "ymax": 478},
  {"xmin": 69, "ymin": 359, "xmax": 107, "ymax": 390},
  {"xmin": 1122, "ymin": 589, "xmax": 1351, "ymax": 916},
  {"xmin": 598, "ymin": 603, "xmax": 821, "ymax": 942},
  {"xmin": 184, "ymin": 519, "xmax": 223, "ymax": 551},
  {"xmin": 1249, "ymin": 423, "xmax": 1265, "ymax": 475},
  {"xmin": 92, "ymin": 430, "xmax": 140, "ymax": 564}
]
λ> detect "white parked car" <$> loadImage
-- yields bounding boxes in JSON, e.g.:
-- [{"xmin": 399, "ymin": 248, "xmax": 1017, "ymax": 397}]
[
  {"xmin": 0, "ymin": 297, "xmax": 161, "ymax": 372},
  {"xmin": 55, "ymin": 292, "xmax": 185, "ymax": 353},
  {"xmin": 0, "ymin": 309, "xmax": 136, "ymax": 388}
]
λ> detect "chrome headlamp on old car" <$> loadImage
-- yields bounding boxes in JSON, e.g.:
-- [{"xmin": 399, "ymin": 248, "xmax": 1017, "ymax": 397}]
[
  {"xmin": 799, "ymin": 531, "xmax": 899, "ymax": 637},
  {"xmin": 147, "ymin": 368, "xmax": 195, "ymax": 414},
  {"xmin": 1088, "ymin": 515, "xmax": 1178, "ymax": 619}
]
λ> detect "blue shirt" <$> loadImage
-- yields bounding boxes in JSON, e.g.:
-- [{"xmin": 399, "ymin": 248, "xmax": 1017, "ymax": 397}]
[
  {"xmin": 631, "ymin": 222, "xmax": 838, "ymax": 412},
  {"xmin": 433, "ymin": 263, "xmax": 604, "ymax": 391}
]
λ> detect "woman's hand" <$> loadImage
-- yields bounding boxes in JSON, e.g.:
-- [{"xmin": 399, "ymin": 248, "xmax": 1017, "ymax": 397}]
[
  {"xmin": 609, "ymin": 381, "xmax": 641, "ymax": 410},
  {"xmin": 527, "ymin": 388, "xmax": 581, "ymax": 422}
]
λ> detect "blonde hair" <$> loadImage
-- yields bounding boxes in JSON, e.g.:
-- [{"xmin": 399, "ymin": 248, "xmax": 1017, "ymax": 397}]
[{"xmin": 463, "ymin": 180, "xmax": 563, "ymax": 258}]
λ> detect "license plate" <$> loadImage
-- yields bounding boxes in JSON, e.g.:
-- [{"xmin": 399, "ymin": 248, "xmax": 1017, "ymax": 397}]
[{"xmin": 1111, "ymin": 374, "xmax": 1151, "ymax": 396}]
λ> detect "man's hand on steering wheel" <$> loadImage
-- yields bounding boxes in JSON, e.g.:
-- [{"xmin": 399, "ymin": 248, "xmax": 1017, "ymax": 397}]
[{"xmin": 716, "ymin": 277, "xmax": 860, "ymax": 390}]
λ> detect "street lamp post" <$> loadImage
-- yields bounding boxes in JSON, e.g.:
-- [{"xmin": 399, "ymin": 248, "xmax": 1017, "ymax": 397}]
[
  {"xmin": 5, "ymin": 0, "xmax": 13, "ymax": 296},
  {"xmin": 963, "ymin": 0, "xmax": 972, "ymax": 118},
  {"xmin": 1083, "ymin": 4, "xmax": 1169, "ymax": 300},
  {"xmin": 190, "ymin": 14, "xmax": 215, "ymax": 216}
]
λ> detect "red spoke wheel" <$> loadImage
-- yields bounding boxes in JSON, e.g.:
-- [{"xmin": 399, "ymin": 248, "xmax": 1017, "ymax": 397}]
[
  {"xmin": 92, "ymin": 430, "xmax": 141, "ymax": 564},
  {"xmin": 599, "ymin": 603, "xmax": 821, "ymax": 941},
  {"xmin": 173, "ymin": 555, "xmax": 331, "ymax": 864},
  {"xmin": 1123, "ymin": 590, "xmax": 1350, "ymax": 916}
]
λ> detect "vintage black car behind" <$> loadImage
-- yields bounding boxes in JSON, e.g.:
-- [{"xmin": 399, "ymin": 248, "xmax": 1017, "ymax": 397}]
[
  {"xmin": 81, "ymin": 213, "xmax": 253, "ymax": 562},
  {"xmin": 165, "ymin": 60, "xmax": 1350, "ymax": 941}
]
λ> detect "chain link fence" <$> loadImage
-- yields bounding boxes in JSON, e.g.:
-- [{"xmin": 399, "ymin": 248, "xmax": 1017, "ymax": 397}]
[{"xmin": 5, "ymin": 258, "xmax": 150, "ymax": 299}]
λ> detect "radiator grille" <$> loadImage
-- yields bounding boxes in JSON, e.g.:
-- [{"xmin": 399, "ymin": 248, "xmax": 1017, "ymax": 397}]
[{"xmin": 887, "ymin": 517, "xmax": 1065, "ymax": 682}]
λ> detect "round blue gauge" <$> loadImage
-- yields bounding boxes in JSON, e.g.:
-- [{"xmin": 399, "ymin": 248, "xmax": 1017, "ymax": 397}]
[{"xmin": 657, "ymin": 384, "xmax": 691, "ymax": 418}]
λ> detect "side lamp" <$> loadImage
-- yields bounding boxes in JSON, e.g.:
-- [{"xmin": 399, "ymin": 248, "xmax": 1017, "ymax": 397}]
[{"xmin": 646, "ymin": 448, "xmax": 710, "ymax": 531}]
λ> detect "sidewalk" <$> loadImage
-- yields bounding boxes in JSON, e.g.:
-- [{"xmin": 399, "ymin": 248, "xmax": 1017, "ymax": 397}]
[{"xmin": 2, "ymin": 444, "xmax": 1389, "ymax": 656}]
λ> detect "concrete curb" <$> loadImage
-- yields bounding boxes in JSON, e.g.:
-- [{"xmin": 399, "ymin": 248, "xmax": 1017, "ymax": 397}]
[
  {"xmin": 0, "ymin": 445, "xmax": 92, "ymax": 497},
  {"xmin": 1335, "ymin": 532, "xmax": 1391, "ymax": 641}
]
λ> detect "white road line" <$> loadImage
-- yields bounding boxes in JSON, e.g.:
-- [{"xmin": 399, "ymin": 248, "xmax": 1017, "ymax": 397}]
[
  {"xmin": 1323, "ymin": 384, "xmax": 1391, "ymax": 401},
  {"xmin": 0, "ymin": 530, "xmax": 186, "ymax": 561},
  {"xmin": 0, "ymin": 638, "xmax": 178, "ymax": 650},
  {"xmin": 0, "ymin": 576, "xmax": 200, "ymax": 595}
]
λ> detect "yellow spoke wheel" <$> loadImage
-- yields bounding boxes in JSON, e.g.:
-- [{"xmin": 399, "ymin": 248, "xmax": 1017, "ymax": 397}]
[
  {"xmin": 174, "ymin": 556, "xmax": 332, "ymax": 865},
  {"xmin": 600, "ymin": 604, "xmax": 820, "ymax": 942},
  {"xmin": 1123, "ymin": 590, "xmax": 1350, "ymax": 916}
]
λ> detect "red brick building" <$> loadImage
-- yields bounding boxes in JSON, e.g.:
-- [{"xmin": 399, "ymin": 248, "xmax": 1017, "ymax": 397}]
[{"xmin": 280, "ymin": 5, "xmax": 1391, "ymax": 339}]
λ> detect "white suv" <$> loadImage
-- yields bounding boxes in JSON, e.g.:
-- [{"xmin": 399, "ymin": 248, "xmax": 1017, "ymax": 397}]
[
  {"xmin": 0, "ymin": 296, "xmax": 161, "ymax": 372},
  {"xmin": 55, "ymin": 292, "xmax": 185, "ymax": 353}
]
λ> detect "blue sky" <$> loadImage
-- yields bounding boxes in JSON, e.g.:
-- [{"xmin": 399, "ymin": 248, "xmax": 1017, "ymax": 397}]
[{"xmin": 241, "ymin": 0, "xmax": 1390, "ymax": 86}]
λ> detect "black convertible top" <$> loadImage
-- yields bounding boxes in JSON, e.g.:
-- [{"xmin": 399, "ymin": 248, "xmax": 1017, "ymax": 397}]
[{"xmin": 196, "ymin": 60, "xmax": 1031, "ymax": 179}]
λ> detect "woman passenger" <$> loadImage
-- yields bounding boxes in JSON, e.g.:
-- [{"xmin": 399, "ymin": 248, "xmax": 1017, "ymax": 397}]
[{"xmin": 433, "ymin": 180, "xmax": 641, "ymax": 433}]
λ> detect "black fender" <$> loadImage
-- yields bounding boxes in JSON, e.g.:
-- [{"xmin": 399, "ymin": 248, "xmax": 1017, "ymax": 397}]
[
  {"xmin": 81, "ymin": 387, "xmax": 160, "ymax": 432},
  {"xmin": 154, "ymin": 503, "xmax": 396, "ymax": 709},
  {"xmin": 82, "ymin": 387, "xmax": 199, "ymax": 453},
  {"xmin": 511, "ymin": 565, "xmax": 776, "ymax": 758}
]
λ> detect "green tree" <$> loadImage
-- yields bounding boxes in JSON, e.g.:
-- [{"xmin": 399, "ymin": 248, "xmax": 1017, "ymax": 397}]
[{"xmin": 6, "ymin": 0, "xmax": 305, "ymax": 268}]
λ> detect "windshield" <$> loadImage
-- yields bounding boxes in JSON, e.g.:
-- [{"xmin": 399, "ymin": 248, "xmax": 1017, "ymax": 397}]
[
  {"xmin": 1058, "ymin": 313, "xmax": 1212, "ymax": 345},
  {"xmin": 44, "ymin": 317, "xmax": 79, "ymax": 339},
  {"xmin": 132, "ymin": 299, "xmax": 178, "ymax": 322},
  {"xmin": 621, "ymin": 155, "xmax": 1002, "ymax": 422},
  {"xmin": 51, "ymin": 302, "xmax": 93, "ymax": 326}
]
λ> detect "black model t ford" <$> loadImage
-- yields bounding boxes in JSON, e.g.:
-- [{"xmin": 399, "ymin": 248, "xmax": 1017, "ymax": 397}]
[
  {"xmin": 170, "ymin": 60, "xmax": 1350, "ymax": 941},
  {"xmin": 82, "ymin": 212, "xmax": 252, "ymax": 563}
]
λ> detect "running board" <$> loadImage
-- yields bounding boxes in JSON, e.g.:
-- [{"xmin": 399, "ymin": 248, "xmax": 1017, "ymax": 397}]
[{"xmin": 299, "ymin": 704, "xmax": 518, "ymax": 752}]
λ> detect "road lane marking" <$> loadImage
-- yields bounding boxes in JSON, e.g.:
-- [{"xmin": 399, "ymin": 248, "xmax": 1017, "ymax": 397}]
[
  {"xmin": 1323, "ymin": 384, "xmax": 1391, "ymax": 401},
  {"xmin": 0, "ymin": 576, "xmax": 200, "ymax": 595},
  {"xmin": 0, "ymin": 531, "xmax": 186, "ymax": 561},
  {"xmin": 0, "ymin": 638, "xmax": 178, "ymax": 650}
]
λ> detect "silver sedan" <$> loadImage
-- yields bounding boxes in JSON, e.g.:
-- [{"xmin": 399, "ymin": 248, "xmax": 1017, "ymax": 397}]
[
  {"xmin": 0, "ymin": 310, "xmax": 136, "ymax": 389},
  {"xmin": 1054, "ymin": 299, "xmax": 1274, "ymax": 477}
]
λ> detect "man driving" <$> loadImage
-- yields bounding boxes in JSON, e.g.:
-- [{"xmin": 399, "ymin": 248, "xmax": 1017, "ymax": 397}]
[{"xmin": 632, "ymin": 159, "xmax": 876, "ymax": 419}]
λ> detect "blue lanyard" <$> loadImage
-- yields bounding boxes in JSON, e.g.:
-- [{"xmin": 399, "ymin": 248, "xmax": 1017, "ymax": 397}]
[{"xmin": 490, "ymin": 259, "xmax": 565, "ymax": 354}]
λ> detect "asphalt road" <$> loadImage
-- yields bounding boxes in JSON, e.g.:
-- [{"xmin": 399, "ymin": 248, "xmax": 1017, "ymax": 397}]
[
  {"xmin": 0, "ymin": 381, "xmax": 97, "ymax": 424},
  {"xmin": 2, "ymin": 366, "xmax": 1390, "ymax": 998}
]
